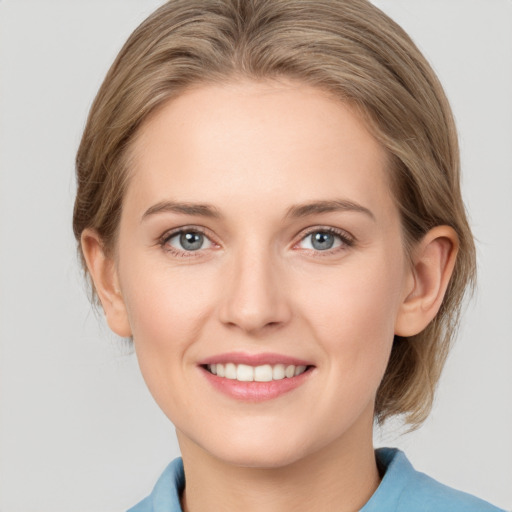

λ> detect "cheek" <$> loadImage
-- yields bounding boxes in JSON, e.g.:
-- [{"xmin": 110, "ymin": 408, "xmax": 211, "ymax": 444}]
[
  {"xmin": 296, "ymin": 250, "xmax": 405, "ymax": 372},
  {"xmin": 119, "ymin": 261, "xmax": 220, "ymax": 414},
  {"xmin": 119, "ymin": 257, "xmax": 217, "ymax": 360}
]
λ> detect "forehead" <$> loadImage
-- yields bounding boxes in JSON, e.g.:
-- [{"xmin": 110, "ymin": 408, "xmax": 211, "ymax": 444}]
[{"xmin": 126, "ymin": 79, "xmax": 394, "ymax": 219}]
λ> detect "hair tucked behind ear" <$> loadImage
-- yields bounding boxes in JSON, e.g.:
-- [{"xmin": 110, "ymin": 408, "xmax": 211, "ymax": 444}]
[{"xmin": 73, "ymin": 0, "xmax": 476, "ymax": 428}]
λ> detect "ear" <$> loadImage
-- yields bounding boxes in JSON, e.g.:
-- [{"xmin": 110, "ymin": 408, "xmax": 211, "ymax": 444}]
[
  {"xmin": 81, "ymin": 229, "xmax": 132, "ymax": 338},
  {"xmin": 395, "ymin": 226, "xmax": 459, "ymax": 337}
]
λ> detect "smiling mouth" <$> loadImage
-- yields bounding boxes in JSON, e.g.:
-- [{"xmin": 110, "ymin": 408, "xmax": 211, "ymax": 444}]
[{"xmin": 204, "ymin": 363, "xmax": 311, "ymax": 382}]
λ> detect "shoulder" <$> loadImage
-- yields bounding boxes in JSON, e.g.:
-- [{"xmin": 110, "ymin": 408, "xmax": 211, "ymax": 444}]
[
  {"xmin": 361, "ymin": 448, "xmax": 506, "ymax": 512},
  {"xmin": 128, "ymin": 451, "xmax": 506, "ymax": 512},
  {"xmin": 127, "ymin": 457, "xmax": 185, "ymax": 512}
]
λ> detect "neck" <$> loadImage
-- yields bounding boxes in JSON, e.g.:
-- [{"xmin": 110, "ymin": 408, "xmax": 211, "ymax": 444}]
[{"xmin": 177, "ymin": 414, "xmax": 380, "ymax": 512}]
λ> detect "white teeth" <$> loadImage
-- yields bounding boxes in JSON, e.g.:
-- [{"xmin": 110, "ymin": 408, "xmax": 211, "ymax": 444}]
[
  {"xmin": 294, "ymin": 365, "xmax": 307, "ymax": 376},
  {"xmin": 285, "ymin": 365, "xmax": 295, "ymax": 378},
  {"xmin": 225, "ymin": 363, "xmax": 237, "ymax": 380},
  {"xmin": 237, "ymin": 364, "xmax": 254, "ymax": 382},
  {"xmin": 254, "ymin": 364, "xmax": 273, "ymax": 382},
  {"xmin": 272, "ymin": 364, "xmax": 285, "ymax": 380},
  {"xmin": 207, "ymin": 363, "xmax": 308, "ymax": 382}
]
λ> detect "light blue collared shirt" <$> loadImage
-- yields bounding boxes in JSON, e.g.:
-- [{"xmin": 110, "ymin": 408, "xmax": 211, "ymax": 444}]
[{"xmin": 127, "ymin": 448, "xmax": 505, "ymax": 511}]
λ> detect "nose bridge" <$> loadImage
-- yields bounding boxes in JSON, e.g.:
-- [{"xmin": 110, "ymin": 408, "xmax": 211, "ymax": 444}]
[{"xmin": 219, "ymin": 240, "xmax": 290, "ymax": 334}]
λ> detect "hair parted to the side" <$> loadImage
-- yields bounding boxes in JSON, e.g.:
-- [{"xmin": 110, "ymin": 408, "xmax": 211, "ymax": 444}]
[{"xmin": 73, "ymin": 0, "xmax": 476, "ymax": 427}]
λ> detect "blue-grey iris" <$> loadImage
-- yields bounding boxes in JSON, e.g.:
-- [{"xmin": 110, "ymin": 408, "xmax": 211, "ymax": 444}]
[
  {"xmin": 180, "ymin": 232, "xmax": 203, "ymax": 251},
  {"xmin": 311, "ymin": 232, "xmax": 335, "ymax": 250}
]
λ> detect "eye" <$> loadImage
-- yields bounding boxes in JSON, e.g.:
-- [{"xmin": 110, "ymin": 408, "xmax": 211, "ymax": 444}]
[
  {"xmin": 297, "ymin": 228, "xmax": 353, "ymax": 252},
  {"xmin": 164, "ymin": 229, "xmax": 213, "ymax": 253}
]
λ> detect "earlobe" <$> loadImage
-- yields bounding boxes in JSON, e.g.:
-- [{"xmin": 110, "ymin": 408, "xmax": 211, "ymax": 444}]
[
  {"xmin": 395, "ymin": 226, "xmax": 459, "ymax": 337},
  {"xmin": 81, "ymin": 229, "xmax": 132, "ymax": 338}
]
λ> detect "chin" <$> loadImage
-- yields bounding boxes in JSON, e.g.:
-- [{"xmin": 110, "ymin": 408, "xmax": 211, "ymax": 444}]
[
  {"xmin": 196, "ymin": 426, "xmax": 319, "ymax": 469},
  {"xmin": 214, "ymin": 445, "xmax": 306, "ymax": 469}
]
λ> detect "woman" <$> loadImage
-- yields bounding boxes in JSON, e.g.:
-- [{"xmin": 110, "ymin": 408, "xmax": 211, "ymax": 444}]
[{"xmin": 73, "ymin": 0, "xmax": 505, "ymax": 510}]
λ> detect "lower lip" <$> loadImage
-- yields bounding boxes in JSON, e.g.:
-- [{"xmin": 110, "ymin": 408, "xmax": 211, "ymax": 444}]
[{"xmin": 200, "ymin": 366, "xmax": 313, "ymax": 402}]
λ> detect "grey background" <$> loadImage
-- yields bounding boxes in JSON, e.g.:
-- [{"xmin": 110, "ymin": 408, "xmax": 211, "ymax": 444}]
[{"xmin": 0, "ymin": 0, "xmax": 511, "ymax": 510}]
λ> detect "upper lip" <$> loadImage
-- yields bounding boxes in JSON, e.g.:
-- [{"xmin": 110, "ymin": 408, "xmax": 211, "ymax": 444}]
[{"xmin": 198, "ymin": 352, "xmax": 313, "ymax": 367}]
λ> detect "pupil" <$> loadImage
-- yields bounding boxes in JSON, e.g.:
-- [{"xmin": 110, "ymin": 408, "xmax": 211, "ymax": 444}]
[
  {"xmin": 180, "ymin": 232, "xmax": 203, "ymax": 251},
  {"xmin": 312, "ymin": 232, "xmax": 334, "ymax": 250}
]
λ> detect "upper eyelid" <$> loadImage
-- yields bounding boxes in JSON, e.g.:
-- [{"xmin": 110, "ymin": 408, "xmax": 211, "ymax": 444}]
[
  {"xmin": 295, "ymin": 226, "xmax": 354, "ymax": 243},
  {"xmin": 161, "ymin": 225, "xmax": 214, "ymax": 243},
  {"xmin": 158, "ymin": 225, "xmax": 355, "ymax": 250},
  {"xmin": 159, "ymin": 227, "xmax": 217, "ymax": 258}
]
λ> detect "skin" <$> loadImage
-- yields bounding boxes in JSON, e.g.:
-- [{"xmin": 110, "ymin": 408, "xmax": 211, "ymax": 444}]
[{"xmin": 82, "ymin": 79, "xmax": 458, "ymax": 511}]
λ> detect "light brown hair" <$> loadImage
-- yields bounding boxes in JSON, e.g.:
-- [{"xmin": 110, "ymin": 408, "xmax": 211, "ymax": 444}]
[{"xmin": 73, "ymin": 0, "xmax": 476, "ymax": 427}]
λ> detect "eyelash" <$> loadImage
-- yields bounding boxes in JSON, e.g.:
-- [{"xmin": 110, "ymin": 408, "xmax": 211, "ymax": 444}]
[
  {"xmin": 158, "ymin": 226, "xmax": 355, "ymax": 258},
  {"xmin": 159, "ymin": 226, "xmax": 214, "ymax": 258},
  {"xmin": 295, "ymin": 227, "xmax": 355, "ymax": 256}
]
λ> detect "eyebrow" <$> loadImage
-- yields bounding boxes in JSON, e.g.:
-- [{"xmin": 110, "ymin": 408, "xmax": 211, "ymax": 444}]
[
  {"xmin": 141, "ymin": 199, "xmax": 375, "ymax": 222},
  {"xmin": 284, "ymin": 200, "xmax": 375, "ymax": 221},
  {"xmin": 142, "ymin": 201, "xmax": 222, "ymax": 221}
]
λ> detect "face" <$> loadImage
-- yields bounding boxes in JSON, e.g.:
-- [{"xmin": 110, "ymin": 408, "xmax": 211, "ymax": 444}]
[{"xmin": 114, "ymin": 80, "xmax": 412, "ymax": 468}]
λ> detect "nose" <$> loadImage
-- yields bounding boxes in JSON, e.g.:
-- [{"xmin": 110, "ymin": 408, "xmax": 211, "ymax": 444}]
[{"xmin": 218, "ymin": 246, "xmax": 292, "ymax": 335}]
